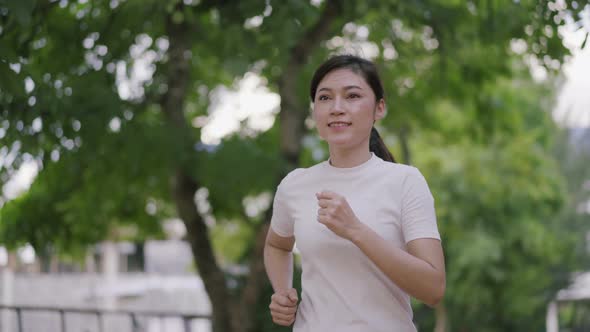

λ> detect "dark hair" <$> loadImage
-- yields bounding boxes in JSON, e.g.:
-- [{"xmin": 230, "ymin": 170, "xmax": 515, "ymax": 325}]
[{"xmin": 310, "ymin": 55, "xmax": 396, "ymax": 163}]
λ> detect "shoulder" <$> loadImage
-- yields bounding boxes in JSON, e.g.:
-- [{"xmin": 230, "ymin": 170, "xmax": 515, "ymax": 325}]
[
  {"xmin": 371, "ymin": 159, "xmax": 432, "ymax": 197},
  {"xmin": 374, "ymin": 158, "xmax": 425, "ymax": 181},
  {"xmin": 278, "ymin": 168, "xmax": 305, "ymax": 188},
  {"xmin": 277, "ymin": 162, "xmax": 326, "ymax": 189}
]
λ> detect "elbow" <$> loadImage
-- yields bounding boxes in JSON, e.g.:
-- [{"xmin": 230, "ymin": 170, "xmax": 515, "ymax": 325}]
[
  {"xmin": 427, "ymin": 290, "xmax": 444, "ymax": 307},
  {"xmin": 425, "ymin": 278, "xmax": 446, "ymax": 307}
]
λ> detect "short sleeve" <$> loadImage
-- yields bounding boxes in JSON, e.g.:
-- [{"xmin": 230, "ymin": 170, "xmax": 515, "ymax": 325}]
[
  {"xmin": 270, "ymin": 176, "xmax": 295, "ymax": 237},
  {"xmin": 401, "ymin": 168, "xmax": 440, "ymax": 243}
]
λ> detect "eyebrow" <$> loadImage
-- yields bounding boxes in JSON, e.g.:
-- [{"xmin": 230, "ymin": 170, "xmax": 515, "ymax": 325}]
[{"xmin": 317, "ymin": 85, "xmax": 363, "ymax": 92}]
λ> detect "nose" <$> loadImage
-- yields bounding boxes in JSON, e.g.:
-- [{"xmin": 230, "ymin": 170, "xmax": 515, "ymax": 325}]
[{"xmin": 330, "ymin": 97, "xmax": 345, "ymax": 115}]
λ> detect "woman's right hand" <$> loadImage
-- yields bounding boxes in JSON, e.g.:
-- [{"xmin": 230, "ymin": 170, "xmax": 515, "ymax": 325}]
[{"xmin": 269, "ymin": 288, "xmax": 298, "ymax": 326}]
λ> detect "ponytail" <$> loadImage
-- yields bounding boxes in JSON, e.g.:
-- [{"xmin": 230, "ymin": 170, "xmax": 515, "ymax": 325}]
[{"xmin": 370, "ymin": 127, "xmax": 396, "ymax": 163}]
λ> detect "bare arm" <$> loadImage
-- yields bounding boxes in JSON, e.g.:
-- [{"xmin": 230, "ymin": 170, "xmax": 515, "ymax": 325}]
[
  {"xmin": 264, "ymin": 228, "xmax": 298, "ymax": 326},
  {"xmin": 264, "ymin": 228, "xmax": 296, "ymax": 292},
  {"xmin": 317, "ymin": 191, "xmax": 445, "ymax": 307},
  {"xmin": 350, "ymin": 227, "xmax": 445, "ymax": 307}
]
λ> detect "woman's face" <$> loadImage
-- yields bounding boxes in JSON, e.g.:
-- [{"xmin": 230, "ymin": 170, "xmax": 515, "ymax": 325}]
[{"xmin": 312, "ymin": 68, "xmax": 385, "ymax": 149}]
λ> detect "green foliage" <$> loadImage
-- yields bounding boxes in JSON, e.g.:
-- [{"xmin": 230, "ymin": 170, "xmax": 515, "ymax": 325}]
[
  {"xmin": 0, "ymin": 108, "xmax": 176, "ymax": 253},
  {"xmin": 559, "ymin": 301, "xmax": 590, "ymax": 330},
  {"xmin": 552, "ymin": 127, "xmax": 590, "ymax": 268},
  {"xmin": 1, "ymin": 0, "xmax": 589, "ymax": 331},
  {"xmin": 0, "ymin": 0, "xmax": 35, "ymax": 26},
  {"xmin": 406, "ymin": 69, "xmax": 581, "ymax": 330},
  {"xmin": 197, "ymin": 129, "xmax": 283, "ymax": 221},
  {"xmin": 417, "ymin": 136, "xmax": 568, "ymax": 330}
]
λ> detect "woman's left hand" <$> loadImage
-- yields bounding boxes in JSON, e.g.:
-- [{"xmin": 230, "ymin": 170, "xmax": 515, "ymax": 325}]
[{"xmin": 316, "ymin": 191, "xmax": 364, "ymax": 241}]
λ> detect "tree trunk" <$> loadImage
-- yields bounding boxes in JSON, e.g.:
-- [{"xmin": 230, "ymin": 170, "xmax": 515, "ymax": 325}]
[
  {"xmin": 171, "ymin": 171, "xmax": 234, "ymax": 332},
  {"xmin": 434, "ymin": 303, "xmax": 448, "ymax": 332},
  {"xmin": 399, "ymin": 124, "xmax": 412, "ymax": 165},
  {"xmin": 161, "ymin": 6, "xmax": 234, "ymax": 332}
]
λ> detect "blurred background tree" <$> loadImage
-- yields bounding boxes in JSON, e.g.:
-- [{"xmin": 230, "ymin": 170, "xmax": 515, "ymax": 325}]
[{"xmin": 1, "ymin": 0, "xmax": 589, "ymax": 331}]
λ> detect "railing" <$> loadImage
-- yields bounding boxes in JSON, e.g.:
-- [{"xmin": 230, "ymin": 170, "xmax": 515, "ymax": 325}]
[{"xmin": 0, "ymin": 304, "xmax": 211, "ymax": 332}]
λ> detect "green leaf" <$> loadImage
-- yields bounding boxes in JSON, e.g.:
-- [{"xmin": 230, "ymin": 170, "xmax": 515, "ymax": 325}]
[{"xmin": 4, "ymin": 0, "xmax": 36, "ymax": 26}]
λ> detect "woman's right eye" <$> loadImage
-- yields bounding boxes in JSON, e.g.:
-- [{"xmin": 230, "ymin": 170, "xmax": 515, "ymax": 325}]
[{"xmin": 318, "ymin": 95, "xmax": 330, "ymax": 101}]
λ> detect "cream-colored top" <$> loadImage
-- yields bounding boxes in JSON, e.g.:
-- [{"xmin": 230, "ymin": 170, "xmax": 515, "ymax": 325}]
[{"xmin": 270, "ymin": 153, "xmax": 440, "ymax": 332}]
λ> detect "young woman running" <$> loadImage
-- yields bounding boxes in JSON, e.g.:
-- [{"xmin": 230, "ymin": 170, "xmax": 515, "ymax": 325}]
[{"xmin": 264, "ymin": 55, "xmax": 445, "ymax": 332}]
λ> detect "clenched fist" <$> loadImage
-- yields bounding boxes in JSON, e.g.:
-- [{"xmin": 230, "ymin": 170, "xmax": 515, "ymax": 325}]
[
  {"xmin": 269, "ymin": 288, "xmax": 298, "ymax": 326},
  {"xmin": 316, "ymin": 190, "xmax": 363, "ymax": 241}
]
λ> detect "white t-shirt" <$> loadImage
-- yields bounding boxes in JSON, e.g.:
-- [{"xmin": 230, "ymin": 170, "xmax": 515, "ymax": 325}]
[{"xmin": 270, "ymin": 153, "xmax": 440, "ymax": 332}]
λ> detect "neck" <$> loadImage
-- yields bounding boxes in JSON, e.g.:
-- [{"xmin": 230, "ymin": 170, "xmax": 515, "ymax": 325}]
[{"xmin": 328, "ymin": 144, "xmax": 372, "ymax": 168}]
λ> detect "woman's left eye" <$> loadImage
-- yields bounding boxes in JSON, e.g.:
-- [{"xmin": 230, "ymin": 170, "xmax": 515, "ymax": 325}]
[{"xmin": 347, "ymin": 94, "xmax": 360, "ymax": 99}]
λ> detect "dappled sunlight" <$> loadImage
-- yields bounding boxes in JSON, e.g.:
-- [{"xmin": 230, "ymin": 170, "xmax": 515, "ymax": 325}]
[{"xmin": 200, "ymin": 73, "xmax": 280, "ymax": 145}]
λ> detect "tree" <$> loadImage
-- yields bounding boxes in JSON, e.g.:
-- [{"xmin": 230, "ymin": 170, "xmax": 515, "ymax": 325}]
[{"xmin": 1, "ymin": 0, "xmax": 588, "ymax": 331}]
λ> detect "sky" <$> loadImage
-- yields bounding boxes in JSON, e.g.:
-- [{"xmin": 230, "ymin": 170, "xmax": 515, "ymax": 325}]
[{"xmin": 553, "ymin": 10, "xmax": 590, "ymax": 127}]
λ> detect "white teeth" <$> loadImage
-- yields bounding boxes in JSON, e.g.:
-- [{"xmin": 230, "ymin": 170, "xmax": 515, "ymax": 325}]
[{"xmin": 329, "ymin": 122, "xmax": 350, "ymax": 127}]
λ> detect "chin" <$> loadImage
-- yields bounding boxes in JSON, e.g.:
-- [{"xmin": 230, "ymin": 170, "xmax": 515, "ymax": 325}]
[{"xmin": 325, "ymin": 138, "xmax": 355, "ymax": 147}]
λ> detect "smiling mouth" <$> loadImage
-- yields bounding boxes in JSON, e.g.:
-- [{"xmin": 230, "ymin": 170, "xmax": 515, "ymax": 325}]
[{"xmin": 328, "ymin": 122, "xmax": 352, "ymax": 127}]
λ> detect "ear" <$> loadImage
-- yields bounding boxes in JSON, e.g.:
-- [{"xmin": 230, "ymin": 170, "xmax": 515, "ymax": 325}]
[{"xmin": 374, "ymin": 99, "xmax": 386, "ymax": 121}]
